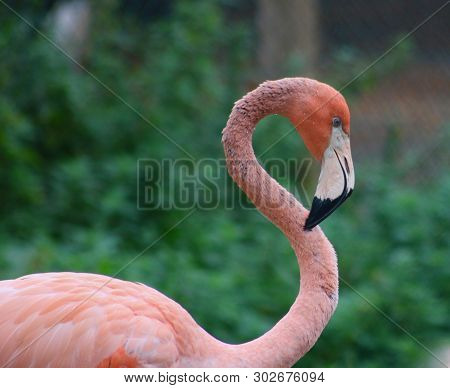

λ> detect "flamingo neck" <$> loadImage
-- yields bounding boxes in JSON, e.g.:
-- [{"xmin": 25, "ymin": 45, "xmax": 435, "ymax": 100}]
[{"xmin": 216, "ymin": 79, "xmax": 339, "ymax": 367}]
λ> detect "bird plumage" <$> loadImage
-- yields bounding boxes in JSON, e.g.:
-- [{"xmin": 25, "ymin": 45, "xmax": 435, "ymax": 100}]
[
  {"xmin": 0, "ymin": 77, "xmax": 353, "ymax": 367},
  {"xmin": 0, "ymin": 273, "xmax": 209, "ymax": 367}
]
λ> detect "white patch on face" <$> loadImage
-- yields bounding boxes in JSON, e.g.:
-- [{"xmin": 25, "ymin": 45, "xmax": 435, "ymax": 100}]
[{"xmin": 315, "ymin": 126, "xmax": 354, "ymax": 201}]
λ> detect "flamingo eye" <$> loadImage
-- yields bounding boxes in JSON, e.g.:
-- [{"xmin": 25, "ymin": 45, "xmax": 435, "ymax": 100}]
[{"xmin": 332, "ymin": 117, "xmax": 342, "ymax": 128}]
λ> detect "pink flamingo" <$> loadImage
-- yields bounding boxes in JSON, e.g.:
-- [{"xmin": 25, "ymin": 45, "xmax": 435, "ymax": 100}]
[{"xmin": 0, "ymin": 78, "xmax": 354, "ymax": 367}]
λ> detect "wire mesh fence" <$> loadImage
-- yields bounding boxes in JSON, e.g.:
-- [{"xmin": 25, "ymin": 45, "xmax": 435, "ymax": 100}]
[{"xmin": 253, "ymin": 0, "xmax": 450, "ymax": 183}]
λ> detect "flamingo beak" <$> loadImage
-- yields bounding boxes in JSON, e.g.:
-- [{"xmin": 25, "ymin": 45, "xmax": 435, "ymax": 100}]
[{"xmin": 304, "ymin": 128, "xmax": 354, "ymax": 230}]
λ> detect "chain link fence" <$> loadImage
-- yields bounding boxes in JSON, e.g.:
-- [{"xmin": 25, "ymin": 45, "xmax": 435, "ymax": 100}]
[{"xmin": 254, "ymin": 0, "xmax": 449, "ymax": 183}]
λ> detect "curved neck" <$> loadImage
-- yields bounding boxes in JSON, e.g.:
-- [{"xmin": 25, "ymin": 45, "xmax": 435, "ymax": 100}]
[{"xmin": 216, "ymin": 80, "xmax": 339, "ymax": 367}]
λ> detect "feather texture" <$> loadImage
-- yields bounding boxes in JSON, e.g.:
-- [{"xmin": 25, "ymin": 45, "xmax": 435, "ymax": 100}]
[{"xmin": 0, "ymin": 273, "xmax": 203, "ymax": 367}]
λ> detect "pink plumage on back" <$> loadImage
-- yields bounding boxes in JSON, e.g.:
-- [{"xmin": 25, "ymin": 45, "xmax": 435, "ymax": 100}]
[{"xmin": 0, "ymin": 273, "xmax": 202, "ymax": 367}]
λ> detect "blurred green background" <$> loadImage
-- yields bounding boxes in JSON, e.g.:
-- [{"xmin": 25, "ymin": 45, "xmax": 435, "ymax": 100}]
[{"xmin": 0, "ymin": 0, "xmax": 449, "ymax": 367}]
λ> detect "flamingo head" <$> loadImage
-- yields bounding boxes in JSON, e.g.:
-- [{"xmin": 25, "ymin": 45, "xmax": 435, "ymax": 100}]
[{"xmin": 287, "ymin": 79, "xmax": 354, "ymax": 230}]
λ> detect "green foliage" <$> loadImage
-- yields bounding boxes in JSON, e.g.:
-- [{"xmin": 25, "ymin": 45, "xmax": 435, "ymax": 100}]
[
  {"xmin": 302, "ymin": 168, "xmax": 450, "ymax": 367},
  {"xmin": 0, "ymin": 0, "xmax": 448, "ymax": 367}
]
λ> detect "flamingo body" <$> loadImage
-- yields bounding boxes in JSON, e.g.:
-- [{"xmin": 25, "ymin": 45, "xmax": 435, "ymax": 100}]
[
  {"xmin": 0, "ymin": 273, "xmax": 206, "ymax": 367},
  {"xmin": 0, "ymin": 78, "xmax": 354, "ymax": 368}
]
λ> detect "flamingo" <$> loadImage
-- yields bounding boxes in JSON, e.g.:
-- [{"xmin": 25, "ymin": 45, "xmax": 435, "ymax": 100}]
[{"xmin": 0, "ymin": 78, "xmax": 354, "ymax": 367}]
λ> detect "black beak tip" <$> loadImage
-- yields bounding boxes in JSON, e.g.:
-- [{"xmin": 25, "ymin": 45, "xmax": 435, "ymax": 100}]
[
  {"xmin": 304, "ymin": 196, "xmax": 331, "ymax": 231},
  {"xmin": 303, "ymin": 216, "xmax": 317, "ymax": 231},
  {"xmin": 303, "ymin": 224, "xmax": 313, "ymax": 232},
  {"xmin": 304, "ymin": 190, "xmax": 351, "ymax": 230}
]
